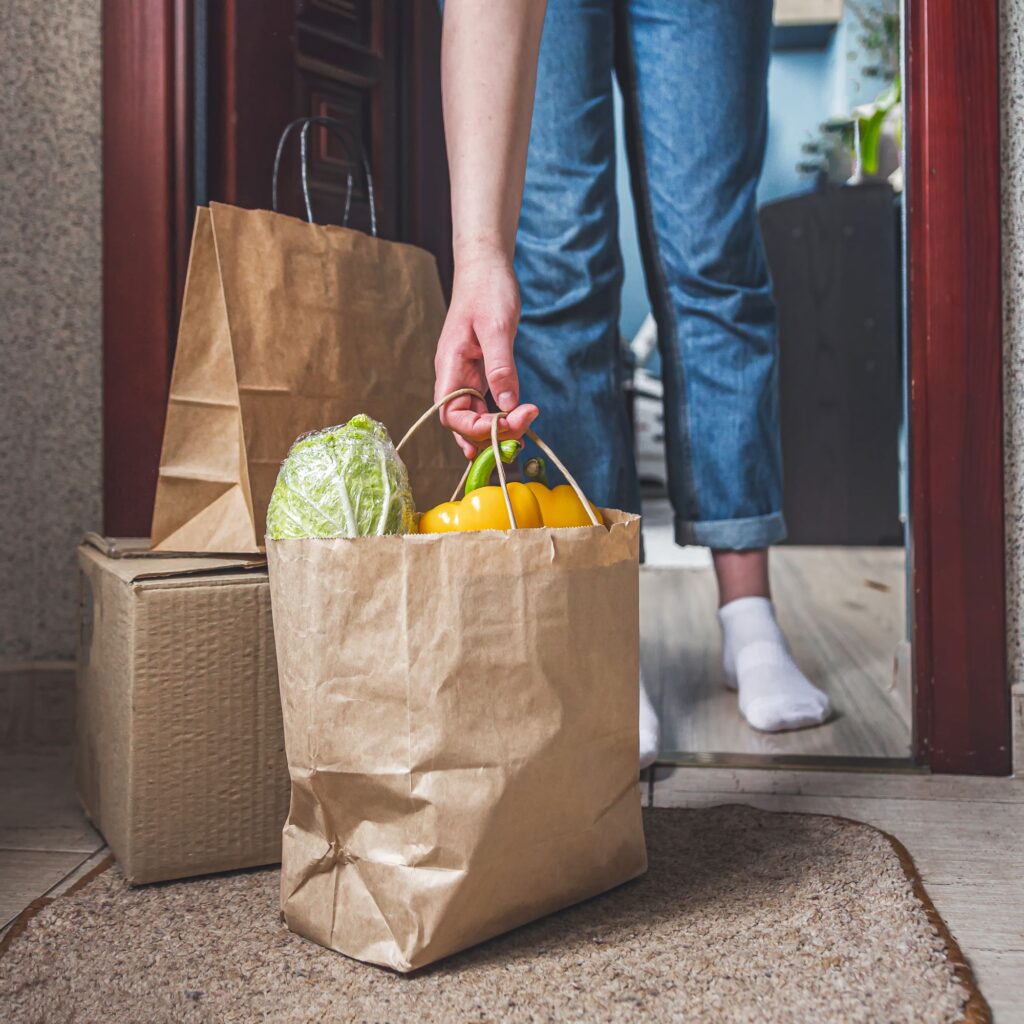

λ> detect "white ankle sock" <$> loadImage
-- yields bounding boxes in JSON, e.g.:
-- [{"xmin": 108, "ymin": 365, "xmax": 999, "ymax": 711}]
[
  {"xmin": 719, "ymin": 596, "xmax": 831, "ymax": 733},
  {"xmin": 639, "ymin": 669, "xmax": 660, "ymax": 769}
]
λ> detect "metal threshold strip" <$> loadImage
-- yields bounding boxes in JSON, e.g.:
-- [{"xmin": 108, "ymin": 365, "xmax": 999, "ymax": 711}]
[{"xmin": 654, "ymin": 751, "xmax": 924, "ymax": 773}]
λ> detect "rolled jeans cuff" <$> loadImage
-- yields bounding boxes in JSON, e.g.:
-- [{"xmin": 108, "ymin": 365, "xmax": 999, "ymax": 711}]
[{"xmin": 674, "ymin": 511, "xmax": 787, "ymax": 551}]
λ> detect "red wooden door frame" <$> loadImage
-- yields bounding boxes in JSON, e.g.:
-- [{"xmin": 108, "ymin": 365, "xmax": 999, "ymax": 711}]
[
  {"xmin": 102, "ymin": 2, "xmax": 1012, "ymax": 774},
  {"xmin": 102, "ymin": 0, "xmax": 185, "ymax": 537},
  {"xmin": 906, "ymin": 0, "xmax": 1010, "ymax": 774}
]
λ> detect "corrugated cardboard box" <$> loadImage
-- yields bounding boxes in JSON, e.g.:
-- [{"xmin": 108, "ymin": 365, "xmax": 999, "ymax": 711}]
[{"xmin": 76, "ymin": 535, "xmax": 288, "ymax": 884}]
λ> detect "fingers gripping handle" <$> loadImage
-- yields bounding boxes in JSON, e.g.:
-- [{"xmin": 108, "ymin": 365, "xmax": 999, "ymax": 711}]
[
  {"xmin": 395, "ymin": 388, "xmax": 515, "ymax": 528},
  {"xmin": 398, "ymin": 389, "xmax": 601, "ymax": 531},
  {"xmin": 395, "ymin": 388, "xmax": 485, "ymax": 453}
]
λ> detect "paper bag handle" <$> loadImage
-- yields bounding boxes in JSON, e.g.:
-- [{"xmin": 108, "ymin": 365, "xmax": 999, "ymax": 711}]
[
  {"xmin": 396, "ymin": 389, "xmax": 601, "ymax": 530},
  {"xmin": 272, "ymin": 116, "xmax": 378, "ymax": 237}
]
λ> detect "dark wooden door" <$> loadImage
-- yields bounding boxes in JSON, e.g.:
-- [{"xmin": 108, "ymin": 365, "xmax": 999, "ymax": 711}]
[
  {"xmin": 102, "ymin": 0, "xmax": 451, "ymax": 537},
  {"xmin": 206, "ymin": 0, "xmax": 451, "ymax": 269}
]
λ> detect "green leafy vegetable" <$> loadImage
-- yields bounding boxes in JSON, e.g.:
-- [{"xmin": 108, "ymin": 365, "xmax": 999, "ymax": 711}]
[{"xmin": 266, "ymin": 414, "xmax": 416, "ymax": 539}]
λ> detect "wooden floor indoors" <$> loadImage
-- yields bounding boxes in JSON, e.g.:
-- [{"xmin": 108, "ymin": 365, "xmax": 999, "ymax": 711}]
[{"xmin": 642, "ymin": 536, "xmax": 911, "ymax": 761}]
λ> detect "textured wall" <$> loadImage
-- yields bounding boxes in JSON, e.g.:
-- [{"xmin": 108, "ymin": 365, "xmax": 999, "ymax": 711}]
[
  {"xmin": 0, "ymin": 2, "xmax": 103, "ymax": 662},
  {"xmin": 1003, "ymin": 0, "xmax": 1024, "ymax": 695}
]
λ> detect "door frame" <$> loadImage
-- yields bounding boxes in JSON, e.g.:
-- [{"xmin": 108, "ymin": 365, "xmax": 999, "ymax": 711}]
[
  {"xmin": 102, "ymin": 0, "xmax": 185, "ymax": 538},
  {"xmin": 102, "ymin": 0, "xmax": 1012, "ymax": 775},
  {"xmin": 905, "ymin": 0, "xmax": 1010, "ymax": 774}
]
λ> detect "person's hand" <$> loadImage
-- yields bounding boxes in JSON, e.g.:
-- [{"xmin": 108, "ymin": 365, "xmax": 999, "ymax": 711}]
[{"xmin": 434, "ymin": 249, "xmax": 539, "ymax": 458}]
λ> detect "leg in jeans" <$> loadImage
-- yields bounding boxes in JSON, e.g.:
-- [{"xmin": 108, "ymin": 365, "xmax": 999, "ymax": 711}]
[
  {"xmin": 515, "ymin": 0, "xmax": 657, "ymax": 765},
  {"xmin": 616, "ymin": 0, "xmax": 829, "ymax": 731},
  {"xmin": 514, "ymin": 0, "xmax": 639, "ymax": 515}
]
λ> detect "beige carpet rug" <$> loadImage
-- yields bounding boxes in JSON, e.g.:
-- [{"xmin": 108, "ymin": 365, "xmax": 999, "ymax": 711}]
[{"xmin": 0, "ymin": 806, "xmax": 987, "ymax": 1023}]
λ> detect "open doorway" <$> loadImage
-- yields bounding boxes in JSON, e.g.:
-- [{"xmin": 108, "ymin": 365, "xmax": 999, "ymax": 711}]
[
  {"xmin": 625, "ymin": 1, "xmax": 912, "ymax": 766},
  {"xmin": 100, "ymin": 0, "xmax": 1008, "ymax": 775}
]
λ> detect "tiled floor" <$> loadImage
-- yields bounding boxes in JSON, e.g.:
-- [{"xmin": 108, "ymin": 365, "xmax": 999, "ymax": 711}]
[{"xmin": 1, "ymin": 669, "xmax": 104, "ymax": 932}]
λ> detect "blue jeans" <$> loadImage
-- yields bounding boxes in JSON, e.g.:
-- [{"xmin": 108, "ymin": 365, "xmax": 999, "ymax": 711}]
[{"xmin": 515, "ymin": 0, "xmax": 785, "ymax": 550}]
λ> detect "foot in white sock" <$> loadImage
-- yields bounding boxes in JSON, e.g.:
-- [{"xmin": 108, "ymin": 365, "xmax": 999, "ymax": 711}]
[
  {"xmin": 719, "ymin": 596, "xmax": 831, "ymax": 733},
  {"xmin": 639, "ymin": 669, "xmax": 660, "ymax": 769}
]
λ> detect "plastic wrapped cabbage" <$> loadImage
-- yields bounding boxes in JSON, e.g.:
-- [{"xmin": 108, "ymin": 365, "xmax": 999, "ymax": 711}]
[{"xmin": 266, "ymin": 414, "xmax": 416, "ymax": 539}]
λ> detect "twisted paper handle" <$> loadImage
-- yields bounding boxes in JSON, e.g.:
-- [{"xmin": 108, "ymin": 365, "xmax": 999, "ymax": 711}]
[{"xmin": 397, "ymin": 389, "xmax": 599, "ymax": 531}]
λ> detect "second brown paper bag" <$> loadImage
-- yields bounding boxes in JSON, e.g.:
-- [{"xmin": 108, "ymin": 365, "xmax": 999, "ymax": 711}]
[{"xmin": 151, "ymin": 201, "xmax": 461, "ymax": 553}]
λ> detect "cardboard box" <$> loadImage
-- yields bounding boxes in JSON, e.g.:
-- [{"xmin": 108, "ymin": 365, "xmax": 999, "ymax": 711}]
[{"xmin": 76, "ymin": 535, "xmax": 289, "ymax": 884}]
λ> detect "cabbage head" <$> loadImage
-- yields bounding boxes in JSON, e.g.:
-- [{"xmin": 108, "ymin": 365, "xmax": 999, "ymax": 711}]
[{"xmin": 266, "ymin": 414, "xmax": 416, "ymax": 539}]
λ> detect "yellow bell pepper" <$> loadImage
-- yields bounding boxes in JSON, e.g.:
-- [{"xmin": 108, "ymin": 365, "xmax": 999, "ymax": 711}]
[
  {"xmin": 418, "ymin": 482, "xmax": 543, "ymax": 532},
  {"xmin": 418, "ymin": 442, "xmax": 600, "ymax": 533},
  {"xmin": 521, "ymin": 455, "xmax": 603, "ymax": 527},
  {"xmin": 524, "ymin": 481, "xmax": 603, "ymax": 528}
]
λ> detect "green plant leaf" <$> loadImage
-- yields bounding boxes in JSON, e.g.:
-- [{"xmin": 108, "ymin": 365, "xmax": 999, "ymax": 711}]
[{"xmin": 858, "ymin": 108, "xmax": 887, "ymax": 176}]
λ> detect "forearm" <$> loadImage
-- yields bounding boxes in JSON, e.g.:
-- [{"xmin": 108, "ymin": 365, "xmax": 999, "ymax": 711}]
[
  {"xmin": 441, "ymin": 0, "xmax": 546, "ymax": 266},
  {"xmin": 434, "ymin": 0, "xmax": 545, "ymax": 448}
]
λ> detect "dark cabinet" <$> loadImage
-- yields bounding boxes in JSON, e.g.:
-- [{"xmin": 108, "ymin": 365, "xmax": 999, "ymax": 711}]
[{"xmin": 759, "ymin": 184, "xmax": 903, "ymax": 546}]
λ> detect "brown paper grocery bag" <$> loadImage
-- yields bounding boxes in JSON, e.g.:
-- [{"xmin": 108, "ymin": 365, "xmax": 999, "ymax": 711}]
[
  {"xmin": 266, "ymin": 419, "xmax": 647, "ymax": 972},
  {"xmin": 150, "ymin": 201, "xmax": 461, "ymax": 553}
]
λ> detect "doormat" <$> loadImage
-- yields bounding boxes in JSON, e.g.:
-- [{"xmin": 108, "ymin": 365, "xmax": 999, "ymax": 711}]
[{"xmin": 0, "ymin": 805, "xmax": 988, "ymax": 1023}]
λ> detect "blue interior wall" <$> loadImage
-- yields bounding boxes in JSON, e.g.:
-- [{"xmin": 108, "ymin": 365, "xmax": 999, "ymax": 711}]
[{"xmin": 759, "ymin": 48, "xmax": 835, "ymax": 205}]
